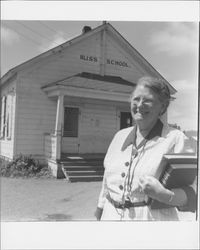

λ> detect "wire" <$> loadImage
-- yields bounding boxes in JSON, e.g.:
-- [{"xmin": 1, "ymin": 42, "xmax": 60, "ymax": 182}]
[
  {"xmin": 16, "ymin": 21, "xmax": 60, "ymax": 46},
  {"xmin": 3, "ymin": 23, "xmax": 46, "ymax": 48},
  {"xmin": 37, "ymin": 21, "xmax": 59, "ymax": 34}
]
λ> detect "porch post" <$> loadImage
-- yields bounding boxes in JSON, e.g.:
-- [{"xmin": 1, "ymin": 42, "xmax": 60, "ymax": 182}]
[{"xmin": 55, "ymin": 94, "xmax": 64, "ymax": 160}]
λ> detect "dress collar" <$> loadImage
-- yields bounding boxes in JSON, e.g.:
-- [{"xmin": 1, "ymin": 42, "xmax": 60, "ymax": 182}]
[{"xmin": 121, "ymin": 119, "xmax": 163, "ymax": 151}]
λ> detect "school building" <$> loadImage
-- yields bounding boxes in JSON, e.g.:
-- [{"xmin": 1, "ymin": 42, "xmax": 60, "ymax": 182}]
[{"xmin": 0, "ymin": 22, "xmax": 176, "ymax": 179}]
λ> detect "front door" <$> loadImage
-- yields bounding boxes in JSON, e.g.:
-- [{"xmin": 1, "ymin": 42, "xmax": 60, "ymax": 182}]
[
  {"xmin": 62, "ymin": 107, "xmax": 80, "ymax": 154},
  {"xmin": 120, "ymin": 112, "xmax": 133, "ymax": 129}
]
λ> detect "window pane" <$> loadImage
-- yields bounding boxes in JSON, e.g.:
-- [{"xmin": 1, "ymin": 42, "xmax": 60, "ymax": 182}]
[{"xmin": 63, "ymin": 107, "xmax": 79, "ymax": 137}]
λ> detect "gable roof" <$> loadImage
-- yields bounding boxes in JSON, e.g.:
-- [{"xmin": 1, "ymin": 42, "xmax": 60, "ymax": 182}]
[{"xmin": 1, "ymin": 22, "xmax": 176, "ymax": 94}]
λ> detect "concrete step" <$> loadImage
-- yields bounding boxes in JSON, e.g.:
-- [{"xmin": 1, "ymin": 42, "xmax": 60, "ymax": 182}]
[
  {"xmin": 62, "ymin": 165, "xmax": 104, "ymax": 182},
  {"xmin": 60, "ymin": 158, "xmax": 104, "ymax": 162},
  {"xmin": 61, "ymin": 161, "xmax": 103, "ymax": 167},
  {"xmin": 69, "ymin": 175, "xmax": 103, "ymax": 182},
  {"xmin": 60, "ymin": 154, "xmax": 105, "ymax": 182},
  {"xmin": 63, "ymin": 165, "xmax": 104, "ymax": 171},
  {"xmin": 66, "ymin": 170, "xmax": 104, "ymax": 176},
  {"xmin": 60, "ymin": 154, "xmax": 105, "ymax": 163}
]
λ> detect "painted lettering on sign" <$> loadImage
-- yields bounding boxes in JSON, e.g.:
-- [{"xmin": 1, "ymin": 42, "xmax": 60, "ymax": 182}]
[
  {"xmin": 80, "ymin": 55, "xmax": 130, "ymax": 67},
  {"xmin": 106, "ymin": 59, "xmax": 129, "ymax": 67},
  {"xmin": 80, "ymin": 55, "xmax": 98, "ymax": 62}
]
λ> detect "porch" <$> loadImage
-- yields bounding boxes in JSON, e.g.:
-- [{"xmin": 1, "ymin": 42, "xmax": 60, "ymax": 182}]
[
  {"xmin": 44, "ymin": 135, "xmax": 105, "ymax": 181},
  {"xmin": 42, "ymin": 72, "xmax": 135, "ymax": 179}
]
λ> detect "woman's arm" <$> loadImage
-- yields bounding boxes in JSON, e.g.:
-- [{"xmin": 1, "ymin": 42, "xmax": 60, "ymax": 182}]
[
  {"xmin": 94, "ymin": 207, "xmax": 103, "ymax": 221},
  {"xmin": 168, "ymin": 131, "xmax": 197, "ymax": 209},
  {"xmin": 156, "ymin": 187, "xmax": 188, "ymax": 207},
  {"xmin": 94, "ymin": 131, "xmax": 121, "ymax": 220},
  {"xmin": 139, "ymin": 175, "xmax": 188, "ymax": 207},
  {"xmin": 94, "ymin": 171, "xmax": 108, "ymax": 220}
]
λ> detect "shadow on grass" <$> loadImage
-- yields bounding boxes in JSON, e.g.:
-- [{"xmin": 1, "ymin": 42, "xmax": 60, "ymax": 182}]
[{"xmin": 42, "ymin": 213, "xmax": 73, "ymax": 221}]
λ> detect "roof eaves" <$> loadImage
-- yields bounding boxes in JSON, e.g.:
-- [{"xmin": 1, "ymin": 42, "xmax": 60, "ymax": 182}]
[
  {"xmin": 0, "ymin": 71, "xmax": 17, "ymax": 86},
  {"xmin": 41, "ymin": 74, "xmax": 78, "ymax": 89}
]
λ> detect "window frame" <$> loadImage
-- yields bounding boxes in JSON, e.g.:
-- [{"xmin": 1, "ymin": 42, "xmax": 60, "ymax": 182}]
[
  {"xmin": 0, "ymin": 94, "xmax": 14, "ymax": 140},
  {"xmin": 6, "ymin": 94, "xmax": 13, "ymax": 140},
  {"xmin": 0, "ymin": 96, "xmax": 7, "ymax": 139}
]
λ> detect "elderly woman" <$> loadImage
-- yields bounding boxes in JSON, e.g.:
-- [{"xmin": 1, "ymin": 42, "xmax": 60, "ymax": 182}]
[{"xmin": 95, "ymin": 76, "xmax": 193, "ymax": 221}]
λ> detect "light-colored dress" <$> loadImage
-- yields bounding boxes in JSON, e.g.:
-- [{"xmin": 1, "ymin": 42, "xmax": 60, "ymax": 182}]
[{"xmin": 97, "ymin": 120, "xmax": 188, "ymax": 221}]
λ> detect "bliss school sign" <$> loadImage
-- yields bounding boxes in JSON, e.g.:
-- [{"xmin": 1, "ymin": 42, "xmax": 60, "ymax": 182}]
[{"xmin": 80, "ymin": 55, "xmax": 129, "ymax": 67}]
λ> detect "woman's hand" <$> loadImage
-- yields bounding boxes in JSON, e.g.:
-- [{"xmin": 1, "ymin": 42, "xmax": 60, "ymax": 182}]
[
  {"xmin": 94, "ymin": 207, "xmax": 103, "ymax": 221},
  {"xmin": 138, "ymin": 175, "xmax": 170, "ymax": 202}
]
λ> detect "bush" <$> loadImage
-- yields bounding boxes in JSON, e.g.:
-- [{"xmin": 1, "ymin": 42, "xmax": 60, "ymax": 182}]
[{"xmin": 0, "ymin": 154, "xmax": 53, "ymax": 178}]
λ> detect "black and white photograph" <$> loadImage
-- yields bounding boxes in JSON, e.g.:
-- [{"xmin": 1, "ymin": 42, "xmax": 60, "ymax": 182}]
[{"xmin": 0, "ymin": 1, "xmax": 199, "ymax": 249}]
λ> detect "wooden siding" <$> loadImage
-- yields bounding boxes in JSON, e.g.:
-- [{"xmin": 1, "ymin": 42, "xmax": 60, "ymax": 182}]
[
  {"xmin": 105, "ymin": 35, "xmax": 145, "ymax": 82},
  {"xmin": 13, "ymin": 32, "xmax": 103, "ymax": 157},
  {"xmin": 21, "ymin": 30, "xmax": 146, "ymax": 88},
  {"xmin": 25, "ymin": 33, "xmax": 102, "ymax": 87},
  {"xmin": 15, "ymin": 74, "xmax": 57, "ymax": 158},
  {"xmin": 0, "ymin": 79, "xmax": 16, "ymax": 159}
]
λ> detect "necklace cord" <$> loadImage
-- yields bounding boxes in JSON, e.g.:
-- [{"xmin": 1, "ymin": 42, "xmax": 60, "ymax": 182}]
[{"xmin": 121, "ymin": 126, "xmax": 148, "ymax": 204}]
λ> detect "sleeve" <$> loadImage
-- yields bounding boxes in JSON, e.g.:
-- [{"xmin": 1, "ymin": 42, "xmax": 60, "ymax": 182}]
[
  {"xmin": 97, "ymin": 171, "xmax": 108, "ymax": 208},
  {"xmin": 177, "ymin": 185, "xmax": 197, "ymax": 213},
  {"xmin": 173, "ymin": 130, "xmax": 188, "ymax": 153},
  {"xmin": 173, "ymin": 131, "xmax": 197, "ymax": 212},
  {"xmin": 96, "ymin": 131, "xmax": 120, "ymax": 209}
]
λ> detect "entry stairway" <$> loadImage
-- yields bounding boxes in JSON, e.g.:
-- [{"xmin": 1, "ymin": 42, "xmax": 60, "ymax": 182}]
[{"xmin": 60, "ymin": 154, "xmax": 105, "ymax": 182}]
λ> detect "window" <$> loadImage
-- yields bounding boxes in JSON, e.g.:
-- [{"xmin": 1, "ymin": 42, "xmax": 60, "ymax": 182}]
[
  {"xmin": 0, "ymin": 95, "xmax": 13, "ymax": 139},
  {"xmin": 63, "ymin": 107, "xmax": 79, "ymax": 137},
  {"xmin": 0, "ymin": 96, "xmax": 7, "ymax": 139},
  {"xmin": 6, "ymin": 95, "xmax": 13, "ymax": 139}
]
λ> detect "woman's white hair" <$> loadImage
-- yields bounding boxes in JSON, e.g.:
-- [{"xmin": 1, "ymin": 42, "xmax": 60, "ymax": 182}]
[{"xmin": 130, "ymin": 76, "xmax": 172, "ymax": 115}]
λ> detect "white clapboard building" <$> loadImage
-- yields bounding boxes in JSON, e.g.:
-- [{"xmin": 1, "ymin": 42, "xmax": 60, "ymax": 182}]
[{"xmin": 0, "ymin": 22, "xmax": 176, "ymax": 178}]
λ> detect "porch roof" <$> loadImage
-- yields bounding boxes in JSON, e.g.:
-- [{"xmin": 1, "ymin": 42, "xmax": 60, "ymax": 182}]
[
  {"xmin": 41, "ymin": 72, "xmax": 137, "ymax": 102},
  {"xmin": 42, "ymin": 72, "xmax": 136, "ymax": 94}
]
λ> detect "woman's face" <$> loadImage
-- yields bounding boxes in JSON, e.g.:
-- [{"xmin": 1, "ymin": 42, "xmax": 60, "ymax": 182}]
[{"xmin": 131, "ymin": 85, "xmax": 165, "ymax": 130}]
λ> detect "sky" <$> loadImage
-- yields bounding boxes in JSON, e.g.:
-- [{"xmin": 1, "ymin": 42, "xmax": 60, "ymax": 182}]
[{"xmin": 1, "ymin": 2, "xmax": 199, "ymax": 132}]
